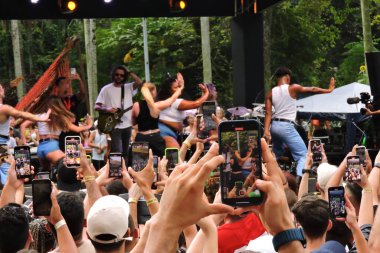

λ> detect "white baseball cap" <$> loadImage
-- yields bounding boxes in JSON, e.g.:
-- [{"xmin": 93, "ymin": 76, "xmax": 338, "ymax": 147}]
[
  {"xmin": 87, "ymin": 195, "xmax": 131, "ymax": 244},
  {"xmin": 317, "ymin": 163, "xmax": 339, "ymax": 190}
]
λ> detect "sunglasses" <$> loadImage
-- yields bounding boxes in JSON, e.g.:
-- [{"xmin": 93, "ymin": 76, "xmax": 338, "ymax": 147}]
[{"xmin": 114, "ymin": 73, "xmax": 125, "ymax": 77}]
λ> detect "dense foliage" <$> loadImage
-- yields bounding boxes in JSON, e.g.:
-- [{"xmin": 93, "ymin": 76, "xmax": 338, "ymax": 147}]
[{"xmin": 0, "ymin": 0, "xmax": 379, "ymax": 107}]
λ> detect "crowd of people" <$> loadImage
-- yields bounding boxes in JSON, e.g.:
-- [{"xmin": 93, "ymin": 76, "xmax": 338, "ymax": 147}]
[{"xmin": 0, "ymin": 65, "xmax": 380, "ymax": 253}]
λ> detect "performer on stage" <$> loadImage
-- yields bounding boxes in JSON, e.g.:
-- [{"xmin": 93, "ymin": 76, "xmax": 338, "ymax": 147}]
[
  {"xmin": 0, "ymin": 84, "xmax": 51, "ymax": 184},
  {"xmin": 264, "ymin": 67, "xmax": 335, "ymax": 176},
  {"xmin": 95, "ymin": 65, "xmax": 142, "ymax": 161}
]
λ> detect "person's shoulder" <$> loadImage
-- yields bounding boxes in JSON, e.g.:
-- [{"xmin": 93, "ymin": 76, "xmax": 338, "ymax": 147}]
[{"xmin": 100, "ymin": 83, "xmax": 114, "ymax": 90}]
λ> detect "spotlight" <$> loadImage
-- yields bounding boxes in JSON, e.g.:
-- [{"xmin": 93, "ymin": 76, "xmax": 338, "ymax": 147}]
[
  {"xmin": 30, "ymin": 0, "xmax": 39, "ymax": 4},
  {"xmin": 104, "ymin": 0, "xmax": 112, "ymax": 3},
  {"xmin": 58, "ymin": 0, "xmax": 78, "ymax": 14},
  {"xmin": 169, "ymin": 0, "xmax": 187, "ymax": 13}
]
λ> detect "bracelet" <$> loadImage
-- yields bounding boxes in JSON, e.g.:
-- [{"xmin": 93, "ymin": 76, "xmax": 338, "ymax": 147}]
[
  {"xmin": 128, "ymin": 197, "xmax": 138, "ymax": 204},
  {"xmin": 83, "ymin": 176, "xmax": 96, "ymax": 182},
  {"xmin": 362, "ymin": 187, "xmax": 372, "ymax": 193},
  {"xmin": 54, "ymin": 219, "xmax": 67, "ymax": 230},
  {"xmin": 183, "ymin": 140, "xmax": 191, "ymax": 150},
  {"xmin": 146, "ymin": 198, "xmax": 158, "ymax": 206}
]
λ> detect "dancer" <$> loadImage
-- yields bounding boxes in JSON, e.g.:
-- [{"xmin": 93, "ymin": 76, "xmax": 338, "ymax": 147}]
[
  {"xmin": 264, "ymin": 67, "xmax": 335, "ymax": 176},
  {"xmin": 0, "ymin": 84, "xmax": 51, "ymax": 184},
  {"xmin": 132, "ymin": 81, "xmax": 183, "ymax": 157},
  {"xmin": 157, "ymin": 73, "xmax": 209, "ymax": 148},
  {"xmin": 21, "ymin": 96, "xmax": 92, "ymax": 170}
]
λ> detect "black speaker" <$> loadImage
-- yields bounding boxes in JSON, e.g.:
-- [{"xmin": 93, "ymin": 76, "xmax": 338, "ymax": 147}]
[{"xmin": 365, "ymin": 52, "xmax": 380, "ymax": 96}]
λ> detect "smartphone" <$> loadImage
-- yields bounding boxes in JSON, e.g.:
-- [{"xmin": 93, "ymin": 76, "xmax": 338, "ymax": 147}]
[
  {"xmin": 32, "ymin": 179, "xmax": 52, "ymax": 216},
  {"xmin": 219, "ymin": 120, "xmax": 263, "ymax": 206},
  {"xmin": 346, "ymin": 155, "xmax": 361, "ymax": 182},
  {"xmin": 109, "ymin": 153, "xmax": 122, "ymax": 178},
  {"xmin": 36, "ymin": 172, "xmax": 50, "ymax": 180},
  {"xmin": 356, "ymin": 146, "xmax": 366, "ymax": 167},
  {"xmin": 201, "ymin": 101, "xmax": 216, "ymax": 133},
  {"xmin": 310, "ymin": 139, "xmax": 322, "ymax": 162},
  {"xmin": 65, "ymin": 136, "xmax": 81, "ymax": 168},
  {"xmin": 165, "ymin": 148, "xmax": 179, "ymax": 169},
  {"xmin": 131, "ymin": 142, "xmax": 149, "ymax": 172},
  {"xmin": 308, "ymin": 177, "xmax": 317, "ymax": 193},
  {"xmin": 14, "ymin": 146, "xmax": 31, "ymax": 179},
  {"xmin": 153, "ymin": 155, "xmax": 159, "ymax": 183},
  {"xmin": 196, "ymin": 114, "xmax": 206, "ymax": 139},
  {"xmin": 328, "ymin": 186, "xmax": 346, "ymax": 219}
]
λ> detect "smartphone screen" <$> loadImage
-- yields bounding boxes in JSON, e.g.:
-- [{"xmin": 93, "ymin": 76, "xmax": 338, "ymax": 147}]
[
  {"xmin": 308, "ymin": 177, "xmax": 317, "ymax": 193},
  {"xmin": 219, "ymin": 120, "xmax": 263, "ymax": 206},
  {"xmin": 328, "ymin": 186, "xmax": 346, "ymax": 218},
  {"xmin": 346, "ymin": 155, "xmax": 361, "ymax": 182},
  {"xmin": 196, "ymin": 114, "xmax": 207, "ymax": 139},
  {"xmin": 132, "ymin": 142, "xmax": 149, "ymax": 172},
  {"xmin": 201, "ymin": 101, "xmax": 216, "ymax": 133},
  {"xmin": 109, "ymin": 153, "xmax": 122, "ymax": 178},
  {"xmin": 32, "ymin": 179, "xmax": 52, "ymax": 216},
  {"xmin": 165, "ymin": 148, "xmax": 179, "ymax": 169},
  {"xmin": 356, "ymin": 146, "xmax": 366, "ymax": 166},
  {"xmin": 65, "ymin": 136, "xmax": 81, "ymax": 168},
  {"xmin": 153, "ymin": 156, "xmax": 158, "ymax": 182},
  {"xmin": 36, "ymin": 172, "xmax": 50, "ymax": 180},
  {"xmin": 14, "ymin": 146, "xmax": 31, "ymax": 179},
  {"xmin": 310, "ymin": 139, "xmax": 322, "ymax": 162}
]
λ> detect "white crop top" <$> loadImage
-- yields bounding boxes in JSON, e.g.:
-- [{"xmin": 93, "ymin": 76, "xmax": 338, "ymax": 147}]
[
  {"xmin": 272, "ymin": 84, "xmax": 297, "ymax": 121},
  {"xmin": 159, "ymin": 99, "xmax": 186, "ymax": 123},
  {"xmin": 37, "ymin": 113, "xmax": 62, "ymax": 136}
]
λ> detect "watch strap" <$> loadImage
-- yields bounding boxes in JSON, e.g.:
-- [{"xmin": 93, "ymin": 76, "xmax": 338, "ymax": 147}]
[
  {"xmin": 302, "ymin": 169, "xmax": 311, "ymax": 174},
  {"xmin": 272, "ymin": 228, "xmax": 305, "ymax": 251}
]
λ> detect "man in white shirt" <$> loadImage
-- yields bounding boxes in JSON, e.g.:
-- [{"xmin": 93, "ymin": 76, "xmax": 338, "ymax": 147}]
[{"xmin": 95, "ymin": 65, "xmax": 142, "ymax": 162}]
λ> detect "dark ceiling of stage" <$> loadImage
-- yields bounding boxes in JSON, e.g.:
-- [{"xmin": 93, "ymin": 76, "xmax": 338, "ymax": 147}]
[{"xmin": 0, "ymin": 0, "xmax": 283, "ymax": 19}]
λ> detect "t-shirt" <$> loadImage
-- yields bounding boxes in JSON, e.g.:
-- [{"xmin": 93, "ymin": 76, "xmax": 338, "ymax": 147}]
[
  {"xmin": 218, "ymin": 213, "xmax": 266, "ymax": 253},
  {"xmin": 96, "ymin": 82, "xmax": 135, "ymax": 129},
  {"xmin": 159, "ymin": 98, "xmax": 185, "ymax": 123},
  {"xmin": 49, "ymin": 239, "xmax": 95, "ymax": 253},
  {"xmin": 349, "ymin": 224, "xmax": 372, "ymax": 253}
]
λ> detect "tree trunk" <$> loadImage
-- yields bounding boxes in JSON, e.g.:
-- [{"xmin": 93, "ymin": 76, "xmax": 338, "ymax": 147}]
[
  {"xmin": 360, "ymin": 0, "xmax": 375, "ymax": 53},
  {"xmin": 84, "ymin": 19, "xmax": 98, "ymax": 117},
  {"xmin": 200, "ymin": 17, "xmax": 212, "ymax": 83},
  {"xmin": 11, "ymin": 20, "xmax": 25, "ymax": 99},
  {"xmin": 263, "ymin": 8, "xmax": 273, "ymax": 94}
]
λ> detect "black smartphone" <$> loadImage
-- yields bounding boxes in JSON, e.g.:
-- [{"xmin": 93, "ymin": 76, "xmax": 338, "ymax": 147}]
[
  {"xmin": 109, "ymin": 152, "xmax": 122, "ymax": 178},
  {"xmin": 308, "ymin": 177, "xmax": 317, "ymax": 193},
  {"xmin": 131, "ymin": 142, "xmax": 149, "ymax": 172},
  {"xmin": 165, "ymin": 148, "xmax": 179, "ymax": 169},
  {"xmin": 356, "ymin": 146, "xmax": 366, "ymax": 167},
  {"xmin": 36, "ymin": 172, "xmax": 50, "ymax": 180},
  {"xmin": 219, "ymin": 120, "xmax": 263, "ymax": 206},
  {"xmin": 196, "ymin": 114, "xmax": 207, "ymax": 139},
  {"xmin": 328, "ymin": 186, "xmax": 346, "ymax": 219},
  {"xmin": 65, "ymin": 136, "xmax": 81, "ymax": 168},
  {"xmin": 201, "ymin": 101, "xmax": 216, "ymax": 132},
  {"xmin": 153, "ymin": 155, "xmax": 159, "ymax": 182},
  {"xmin": 346, "ymin": 155, "xmax": 361, "ymax": 182},
  {"xmin": 310, "ymin": 139, "xmax": 322, "ymax": 162},
  {"xmin": 32, "ymin": 179, "xmax": 52, "ymax": 216},
  {"xmin": 14, "ymin": 146, "xmax": 31, "ymax": 179}
]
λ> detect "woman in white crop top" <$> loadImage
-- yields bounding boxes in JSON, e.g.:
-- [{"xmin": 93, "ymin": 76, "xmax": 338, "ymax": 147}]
[
  {"xmin": 21, "ymin": 96, "xmax": 92, "ymax": 169},
  {"xmin": 156, "ymin": 73, "xmax": 209, "ymax": 148}
]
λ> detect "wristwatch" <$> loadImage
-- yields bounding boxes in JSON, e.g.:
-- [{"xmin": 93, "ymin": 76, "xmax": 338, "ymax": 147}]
[
  {"xmin": 272, "ymin": 228, "xmax": 305, "ymax": 251},
  {"xmin": 375, "ymin": 163, "xmax": 380, "ymax": 169},
  {"xmin": 302, "ymin": 169, "xmax": 311, "ymax": 174}
]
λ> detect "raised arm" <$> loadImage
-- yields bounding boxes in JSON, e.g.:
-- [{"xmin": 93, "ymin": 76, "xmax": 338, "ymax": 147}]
[
  {"xmin": 293, "ymin": 77, "xmax": 335, "ymax": 95},
  {"xmin": 128, "ymin": 68, "xmax": 143, "ymax": 90},
  {"xmin": 141, "ymin": 83, "xmax": 160, "ymax": 118},
  {"xmin": 20, "ymin": 120, "xmax": 33, "ymax": 145},
  {"xmin": 264, "ymin": 91, "xmax": 273, "ymax": 142},
  {"xmin": 177, "ymin": 84, "xmax": 209, "ymax": 111},
  {"xmin": 0, "ymin": 105, "xmax": 51, "ymax": 122},
  {"xmin": 156, "ymin": 74, "xmax": 185, "ymax": 110},
  {"xmin": 67, "ymin": 115, "xmax": 92, "ymax": 133}
]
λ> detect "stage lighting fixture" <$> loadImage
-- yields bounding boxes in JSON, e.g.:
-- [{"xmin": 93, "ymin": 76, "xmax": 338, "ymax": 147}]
[
  {"xmin": 104, "ymin": 0, "xmax": 112, "ymax": 3},
  {"xmin": 30, "ymin": 0, "xmax": 40, "ymax": 4},
  {"xmin": 58, "ymin": 0, "xmax": 78, "ymax": 14},
  {"xmin": 169, "ymin": 0, "xmax": 187, "ymax": 13}
]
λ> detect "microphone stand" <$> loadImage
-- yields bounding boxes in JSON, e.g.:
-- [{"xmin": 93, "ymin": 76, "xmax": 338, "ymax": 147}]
[{"xmin": 352, "ymin": 121, "xmax": 367, "ymax": 145}]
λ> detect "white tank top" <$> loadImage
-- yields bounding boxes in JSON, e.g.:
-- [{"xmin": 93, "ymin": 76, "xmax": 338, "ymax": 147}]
[
  {"xmin": 0, "ymin": 108, "xmax": 10, "ymax": 136},
  {"xmin": 272, "ymin": 84, "xmax": 297, "ymax": 121},
  {"xmin": 159, "ymin": 98, "xmax": 186, "ymax": 123}
]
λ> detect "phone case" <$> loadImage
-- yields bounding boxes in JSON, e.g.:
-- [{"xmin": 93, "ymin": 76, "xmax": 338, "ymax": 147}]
[
  {"xmin": 65, "ymin": 136, "xmax": 81, "ymax": 168},
  {"xmin": 165, "ymin": 148, "xmax": 179, "ymax": 169},
  {"xmin": 14, "ymin": 146, "xmax": 31, "ymax": 179},
  {"xmin": 328, "ymin": 186, "xmax": 346, "ymax": 218},
  {"xmin": 32, "ymin": 179, "xmax": 52, "ymax": 216},
  {"xmin": 131, "ymin": 142, "xmax": 149, "ymax": 172},
  {"xmin": 346, "ymin": 156, "xmax": 361, "ymax": 182},
  {"xmin": 109, "ymin": 153, "xmax": 122, "ymax": 178}
]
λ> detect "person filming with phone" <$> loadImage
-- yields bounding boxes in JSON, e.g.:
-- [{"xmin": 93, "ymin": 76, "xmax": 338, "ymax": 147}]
[{"xmin": 264, "ymin": 67, "xmax": 335, "ymax": 176}]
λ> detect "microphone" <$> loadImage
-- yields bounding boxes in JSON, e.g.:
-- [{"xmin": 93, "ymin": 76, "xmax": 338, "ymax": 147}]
[{"xmin": 347, "ymin": 97, "xmax": 361, "ymax": 104}]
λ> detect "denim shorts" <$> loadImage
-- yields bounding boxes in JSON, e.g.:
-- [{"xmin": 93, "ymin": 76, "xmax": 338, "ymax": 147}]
[
  {"xmin": 37, "ymin": 139, "xmax": 60, "ymax": 160},
  {"xmin": 158, "ymin": 123, "xmax": 178, "ymax": 139}
]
